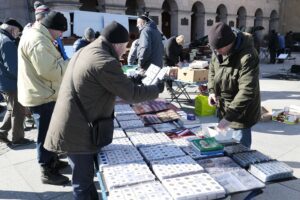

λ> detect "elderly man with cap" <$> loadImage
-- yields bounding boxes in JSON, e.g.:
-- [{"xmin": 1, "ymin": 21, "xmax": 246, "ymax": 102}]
[
  {"xmin": 136, "ymin": 15, "xmax": 164, "ymax": 70},
  {"xmin": 207, "ymin": 22, "xmax": 260, "ymax": 148},
  {"xmin": 44, "ymin": 21, "xmax": 164, "ymax": 199},
  {"xmin": 18, "ymin": 11, "xmax": 70, "ymax": 185},
  {"xmin": 73, "ymin": 27, "xmax": 96, "ymax": 52},
  {"xmin": 0, "ymin": 19, "xmax": 33, "ymax": 146}
]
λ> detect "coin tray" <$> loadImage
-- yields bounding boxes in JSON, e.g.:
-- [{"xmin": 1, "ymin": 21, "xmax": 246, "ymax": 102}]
[
  {"xmin": 129, "ymin": 132, "xmax": 172, "ymax": 147},
  {"xmin": 151, "ymin": 155, "xmax": 204, "ymax": 180},
  {"xmin": 232, "ymin": 151, "xmax": 271, "ymax": 168},
  {"xmin": 101, "ymin": 137, "xmax": 134, "ymax": 151},
  {"xmin": 196, "ymin": 156, "xmax": 242, "ymax": 175},
  {"xmin": 116, "ymin": 113, "xmax": 140, "ymax": 122},
  {"xmin": 249, "ymin": 161, "xmax": 294, "ymax": 182},
  {"xmin": 119, "ymin": 119, "xmax": 145, "ymax": 129},
  {"xmin": 108, "ymin": 181, "xmax": 173, "ymax": 200},
  {"xmin": 98, "ymin": 147, "xmax": 144, "ymax": 170},
  {"xmin": 139, "ymin": 144, "xmax": 185, "ymax": 161},
  {"xmin": 113, "ymin": 128, "xmax": 126, "ymax": 139},
  {"xmin": 212, "ymin": 169, "xmax": 265, "ymax": 194},
  {"xmin": 125, "ymin": 127, "xmax": 155, "ymax": 137},
  {"xmin": 152, "ymin": 122, "xmax": 178, "ymax": 132},
  {"xmin": 173, "ymin": 137, "xmax": 204, "ymax": 159},
  {"xmin": 224, "ymin": 144, "xmax": 251, "ymax": 155},
  {"xmin": 103, "ymin": 162, "xmax": 155, "ymax": 190},
  {"xmin": 161, "ymin": 173, "xmax": 226, "ymax": 200},
  {"xmin": 115, "ymin": 104, "xmax": 135, "ymax": 116}
]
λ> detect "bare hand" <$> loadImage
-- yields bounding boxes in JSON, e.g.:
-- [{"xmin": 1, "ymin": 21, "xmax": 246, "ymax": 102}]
[
  {"xmin": 217, "ymin": 118, "xmax": 231, "ymax": 132},
  {"xmin": 208, "ymin": 93, "xmax": 217, "ymax": 106}
]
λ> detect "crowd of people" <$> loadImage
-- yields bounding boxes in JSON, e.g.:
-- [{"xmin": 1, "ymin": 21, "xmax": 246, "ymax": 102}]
[{"xmin": 0, "ymin": 1, "xmax": 285, "ymax": 199}]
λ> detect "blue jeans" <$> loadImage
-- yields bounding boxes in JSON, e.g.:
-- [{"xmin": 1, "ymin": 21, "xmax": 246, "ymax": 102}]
[
  {"xmin": 30, "ymin": 102, "xmax": 56, "ymax": 166},
  {"xmin": 232, "ymin": 128, "xmax": 252, "ymax": 148},
  {"xmin": 68, "ymin": 154, "xmax": 99, "ymax": 200}
]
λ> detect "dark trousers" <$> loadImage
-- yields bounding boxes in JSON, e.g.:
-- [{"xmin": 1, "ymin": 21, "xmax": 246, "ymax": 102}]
[
  {"xmin": 269, "ymin": 49, "xmax": 276, "ymax": 64},
  {"xmin": 68, "ymin": 153, "xmax": 99, "ymax": 200},
  {"xmin": 29, "ymin": 102, "xmax": 56, "ymax": 166},
  {"xmin": 0, "ymin": 91, "xmax": 25, "ymax": 142}
]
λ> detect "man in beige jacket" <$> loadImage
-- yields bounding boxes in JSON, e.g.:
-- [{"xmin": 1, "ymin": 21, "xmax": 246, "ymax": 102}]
[{"xmin": 18, "ymin": 11, "xmax": 69, "ymax": 185}]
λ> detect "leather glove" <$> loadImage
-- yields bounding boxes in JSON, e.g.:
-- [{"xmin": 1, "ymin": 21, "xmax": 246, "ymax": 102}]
[
  {"xmin": 156, "ymin": 79, "xmax": 165, "ymax": 93},
  {"xmin": 130, "ymin": 74, "xmax": 145, "ymax": 85}
]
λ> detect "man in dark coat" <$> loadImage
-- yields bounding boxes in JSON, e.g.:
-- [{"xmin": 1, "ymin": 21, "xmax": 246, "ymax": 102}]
[
  {"xmin": 137, "ymin": 15, "xmax": 164, "ymax": 70},
  {"xmin": 268, "ymin": 30, "xmax": 279, "ymax": 64},
  {"xmin": 0, "ymin": 19, "xmax": 32, "ymax": 146},
  {"xmin": 44, "ymin": 21, "xmax": 164, "ymax": 199},
  {"xmin": 207, "ymin": 22, "xmax": 260, "ymax": 148},
  {"xmin": 164, "ymin": 35, "xmax": 185, "ymax": 66}
]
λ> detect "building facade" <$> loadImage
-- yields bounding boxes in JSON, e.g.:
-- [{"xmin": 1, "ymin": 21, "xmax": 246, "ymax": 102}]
[{"xmin": 0, "ymin": 0, "xmax": 290, "ymax": 43}]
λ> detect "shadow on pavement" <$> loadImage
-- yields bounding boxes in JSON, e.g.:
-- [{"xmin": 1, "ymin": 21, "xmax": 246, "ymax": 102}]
[
  {"xmin": 261, "ymin": 91, "xmax": 300, "ymax": 102},
  {"xmin": 253, "ymin": 121, "xmax": 300, "ymax": 136},
  {"xmin": 284, "ymin": 161, "xmax": 300, "ymax": 169}
]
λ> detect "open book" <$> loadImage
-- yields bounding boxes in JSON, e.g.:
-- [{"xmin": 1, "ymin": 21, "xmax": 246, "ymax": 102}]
[{"xmin": 142, "ymin": 64, "xmax": 170, "ymax": 85}]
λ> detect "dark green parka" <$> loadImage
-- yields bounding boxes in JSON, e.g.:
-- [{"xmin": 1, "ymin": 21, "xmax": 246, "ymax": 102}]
[{"xmin": 208, "ymin": 32, "xmax": 261, "ymax": 129}]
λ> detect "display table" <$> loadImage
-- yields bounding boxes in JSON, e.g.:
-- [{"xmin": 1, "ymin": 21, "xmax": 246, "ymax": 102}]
[{"xmin": 95, "ymin": 100, "xmax": 294, "ymax": 200}]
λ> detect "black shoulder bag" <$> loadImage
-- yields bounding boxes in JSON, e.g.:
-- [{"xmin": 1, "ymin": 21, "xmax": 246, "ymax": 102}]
[{"xmin": 71, "ymin": 73, "xmax": 114, "ymax": 147}]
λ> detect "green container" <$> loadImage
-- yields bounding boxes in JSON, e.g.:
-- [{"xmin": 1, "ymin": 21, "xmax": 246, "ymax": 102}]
[{"xmin": 194, "ymin": 95, "xmax": 216, "ymax": 116}]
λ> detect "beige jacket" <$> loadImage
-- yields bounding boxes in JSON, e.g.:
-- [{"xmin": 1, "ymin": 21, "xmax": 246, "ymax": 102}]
[{"xmin": 18, "ymin": 23, "xmax": 68, "ymax": 106}]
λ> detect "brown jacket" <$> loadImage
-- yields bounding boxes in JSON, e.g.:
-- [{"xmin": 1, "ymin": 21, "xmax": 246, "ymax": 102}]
[{"xmin": 44, "ymin": 36, "xmax": 159, "ymax": 154}]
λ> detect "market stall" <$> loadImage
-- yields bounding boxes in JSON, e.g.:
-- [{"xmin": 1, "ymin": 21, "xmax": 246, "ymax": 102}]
[{"xmin": 95, "ymin": 98, "xmax": 295, "ymax": 200}]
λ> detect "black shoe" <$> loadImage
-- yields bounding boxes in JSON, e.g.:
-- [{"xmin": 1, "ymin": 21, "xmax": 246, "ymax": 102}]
[
  {"xmin": 41, "ymin": 166, "xmax": 70, "ymax": 185},
  {"xmin": 9, "ymin": 138, "xmax": 34, "ymax": 148},
  {"xmin": 51, "ymin": 159, "xmax": 69, "ymax": 170}
]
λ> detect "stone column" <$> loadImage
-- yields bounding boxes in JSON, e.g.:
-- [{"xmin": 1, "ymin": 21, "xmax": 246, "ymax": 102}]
[
  {"xmin": 246, "ymin": 16, "xmax": 255, "ymax": 29},
  {"xmin": 204, "ymin": 12, "xmax": 217, "ymax": 36},
  {"xmin": 227, "ymin": 14, "xmax": 237, "ymax": 27},
  {"xmin": 177, "ymin": 10, "xmax": 191, "ymax": 43}
]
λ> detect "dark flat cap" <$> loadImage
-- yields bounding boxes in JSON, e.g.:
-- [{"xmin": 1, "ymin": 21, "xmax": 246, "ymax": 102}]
[{"xmin": 4, "ymin": 18, "xmax": 23, "ymax": 31}]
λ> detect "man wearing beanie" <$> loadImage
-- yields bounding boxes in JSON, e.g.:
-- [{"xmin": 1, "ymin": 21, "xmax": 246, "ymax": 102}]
[
  {"xmin": 207, "ymin": 22, "xmax": 260, "ymax": 148},
  {"xmin": 136, "ymin": 14, "xmax": 164, "ymax": 70},
  {"xmin": 44, "ymin": 21, "xmax": 164, "ymax": 199},
  {"xmin": 73, "ymin": 27, "xmax": 95, "ymax": 52},
  {"xmin": 24, "ymin": 1, "xmax": 69, "ymax": 60},
  {"xmin": 18, "ymin": 11, "xmax": 70, "ymax": 185}
]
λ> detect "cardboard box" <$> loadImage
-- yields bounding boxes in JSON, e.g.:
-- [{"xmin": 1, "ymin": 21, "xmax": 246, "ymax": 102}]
[
  {"xmin": 177, "ymin": 68, "xmax": 208, "ymax": 83},
  {"xmin": 260, "ymin": 106, "xmax": 272, "ymax": 122}
]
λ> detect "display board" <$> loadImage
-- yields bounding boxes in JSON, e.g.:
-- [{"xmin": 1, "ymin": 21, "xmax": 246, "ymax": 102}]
[
  {"xmin": 60, "ymin": 11, "xmax": 71, "ymax": 37},
  {"xmin": 73, "ymin": 10, "xmax": 104, "ymax": 36}
]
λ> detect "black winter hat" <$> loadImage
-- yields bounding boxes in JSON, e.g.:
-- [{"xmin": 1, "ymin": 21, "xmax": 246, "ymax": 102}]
[
  {"xmin": 101, "ymin": 21, "xmax": 128, "ymax": 43},
  {"xmin": 208, "ymin": 22, "xmax": 235, "ymax": 49},
  {"xmin": 4, "ymin": 18, "xmax": 23, "ymax": 31},
  {"xmin": 41, "ymin": 11, "xmax": 67, "ymax": 32}
]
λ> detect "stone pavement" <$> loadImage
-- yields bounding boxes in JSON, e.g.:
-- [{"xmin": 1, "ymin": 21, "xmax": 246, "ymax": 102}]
[{"xmin": 1, "ymin": 54, "xmax": 300, "ymax": 199}]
